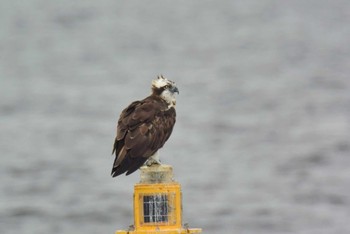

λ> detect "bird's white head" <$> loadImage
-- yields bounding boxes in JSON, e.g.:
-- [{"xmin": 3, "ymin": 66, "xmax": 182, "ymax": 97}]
[{"xmin": 151, "ymin": 75, "xmax": 179, "ymax": 107}]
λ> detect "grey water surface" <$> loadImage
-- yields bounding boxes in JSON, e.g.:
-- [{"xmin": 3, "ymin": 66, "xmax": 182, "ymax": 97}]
[{"xmin": 1, "ymin": 1, "xmax": 350, "ymax": 233}]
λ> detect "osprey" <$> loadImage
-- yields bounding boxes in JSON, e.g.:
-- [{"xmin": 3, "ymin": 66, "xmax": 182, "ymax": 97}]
[{"xmin": 111, "ymin": 75, "xmax": 179, "ymax": 177}]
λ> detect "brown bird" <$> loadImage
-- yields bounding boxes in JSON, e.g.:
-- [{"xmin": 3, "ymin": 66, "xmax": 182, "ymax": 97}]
[{"xmin": 111, "ymin": 75, "xmax": 179, "ymax": 177}]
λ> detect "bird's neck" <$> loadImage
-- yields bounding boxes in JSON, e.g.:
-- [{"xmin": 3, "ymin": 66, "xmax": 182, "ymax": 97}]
[{"xmin": 150, "ymin": 93, "xmax": 176, "ymax": 110}]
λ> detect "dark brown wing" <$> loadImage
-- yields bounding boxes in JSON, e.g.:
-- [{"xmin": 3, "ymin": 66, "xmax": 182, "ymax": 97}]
[{"xmin": 111, "ymin": 96, "xmax": 176, "ymax": 177}]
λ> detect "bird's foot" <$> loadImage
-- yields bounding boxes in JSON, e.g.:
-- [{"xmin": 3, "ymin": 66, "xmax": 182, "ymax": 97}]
[
  {"xmin": 146, "ymin": 158, "xmax": 162, "ymax": 166},
  {"xmin": 146, "ymin": 151, "xmax": 161, "ymax": 166}
]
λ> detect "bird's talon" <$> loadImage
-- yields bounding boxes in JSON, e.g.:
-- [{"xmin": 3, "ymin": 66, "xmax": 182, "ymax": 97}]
[{"xmin": 146, "ymin": 158, "xmax": 161, "ymax": 166}]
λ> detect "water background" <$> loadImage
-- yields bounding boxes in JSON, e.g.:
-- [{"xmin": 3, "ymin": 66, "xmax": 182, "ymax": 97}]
[{"xmin": 1, "ymin": 1, "xmax": 350, "ymax": 233}]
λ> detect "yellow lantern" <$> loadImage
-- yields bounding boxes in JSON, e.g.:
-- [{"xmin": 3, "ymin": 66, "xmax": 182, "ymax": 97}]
[{"xmin": 115, "ymin": 165, "xmax": 201, "ymax": 234}]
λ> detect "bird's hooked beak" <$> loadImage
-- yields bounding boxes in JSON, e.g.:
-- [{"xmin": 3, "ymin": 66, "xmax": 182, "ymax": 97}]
[{"xmin": 171, "ymin": 86, "xmax": 179, "ymax": 94}]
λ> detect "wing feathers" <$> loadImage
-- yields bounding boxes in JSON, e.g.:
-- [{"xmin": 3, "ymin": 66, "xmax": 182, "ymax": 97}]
[
  {"xmin": 114, "ymin": 146, "xmax": 127, "ymax": 167},
  {"xmin": 111, "ymin": 96, "xmax": 176, "ymax": 177}
]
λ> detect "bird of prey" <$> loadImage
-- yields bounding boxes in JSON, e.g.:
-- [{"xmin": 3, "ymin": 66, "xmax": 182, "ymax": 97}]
[{"xmin": 111, "ymin": 75, "xmax": 179, "ymax": 177}]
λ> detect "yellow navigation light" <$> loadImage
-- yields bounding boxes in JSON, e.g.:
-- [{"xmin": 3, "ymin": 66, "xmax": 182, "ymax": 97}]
[
  {"xmin": 135, "ymin": 183, "xmax": 181, "ymax": 229},
  {"xmin": 115, "ymin": 164, "xmax": 202, "ymax": 234}
]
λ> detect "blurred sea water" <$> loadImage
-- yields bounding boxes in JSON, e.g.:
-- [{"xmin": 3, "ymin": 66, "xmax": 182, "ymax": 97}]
[{"xmin": 1, "ymin": 1, "xmax": 350, "ymax": 233}]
